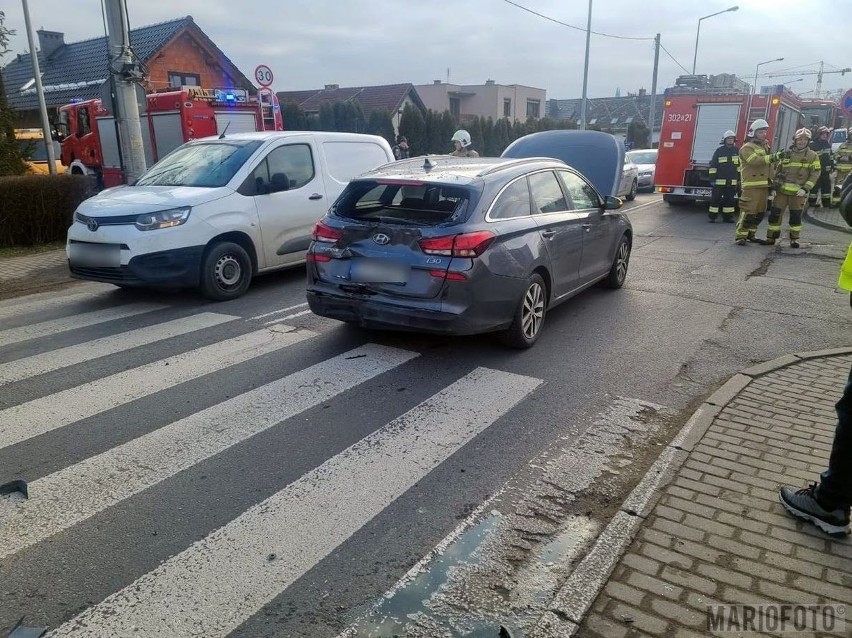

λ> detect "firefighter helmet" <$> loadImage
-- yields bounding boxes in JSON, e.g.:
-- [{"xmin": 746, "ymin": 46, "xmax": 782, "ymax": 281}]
[
  {"xmin": 748, "ymin": 119, "xmax": 769, "ymax": 136},
  {"xmin": 721, "ymin": 130, "xmax": 736, "ymax": 142},
  {"xmin": 817, "ymin": 126, "xmax": 831, "ymax": 136},
  {"xmin": 793, "ymin": 128, "xmax": 812, "ymax": 141},
  {"xmin": 451, "ymin": 129, "xmax": 471, "ymax": 148}
]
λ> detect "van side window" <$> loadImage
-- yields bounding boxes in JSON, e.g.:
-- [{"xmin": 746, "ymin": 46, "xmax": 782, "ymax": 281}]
[
  {"xmin": 323, "ymin": 141, "xmax": 390, "ymax": 182},
  {"xmin": 265, "ymin": 144, "xmax": 315, "ymax": 190},
  {"xmin": 557, "ymin": 170, "xmax": 599, "ymax": 209},
  {"xmin": 489, "ymin": 178, "xmax": 531, "ymax": 220}
]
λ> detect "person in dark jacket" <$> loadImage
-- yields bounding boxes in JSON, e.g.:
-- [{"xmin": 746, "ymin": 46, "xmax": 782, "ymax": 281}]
[
  {"xmin": 809, "ymin": 126, "xmax": 834, "ymax": 209},
  {"xmin": 708, "ymin": 130, "xmax": 740, "ymax": 223}
]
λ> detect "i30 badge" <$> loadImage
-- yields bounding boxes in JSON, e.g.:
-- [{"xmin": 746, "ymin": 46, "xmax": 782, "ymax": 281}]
[
  {"xmin": 87, "ymin": 218, "xmax": 99, "ymax": 232},
  {"xmin": 372, "ymin": 233, "xmax": 390, "ymax": 245}
]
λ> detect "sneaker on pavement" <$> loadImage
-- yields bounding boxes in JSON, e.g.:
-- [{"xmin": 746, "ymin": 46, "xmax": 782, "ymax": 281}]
[{"xmin": 779, "ymin": 484, "xmax": 850, "ymax": 536}]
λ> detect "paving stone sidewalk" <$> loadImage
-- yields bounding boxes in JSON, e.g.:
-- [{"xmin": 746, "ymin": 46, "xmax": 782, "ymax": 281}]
[
  {"xmin": 0, "ymin": 248, "xmax": 67, "ymax": 281},
  {"xmin": 536, "ymin": 352, "xmax": 852, "ymax": 638}
]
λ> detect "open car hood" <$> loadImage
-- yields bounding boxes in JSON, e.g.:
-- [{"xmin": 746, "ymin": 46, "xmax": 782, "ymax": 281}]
[{"xmin": 502, "ymin": 130, "xmax": 625, "ymax": 198}]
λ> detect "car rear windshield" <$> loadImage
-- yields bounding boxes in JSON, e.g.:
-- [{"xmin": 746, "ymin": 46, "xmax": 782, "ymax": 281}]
[
  {"xmin": 628, "ymin": 151, "xmax": 657, "ymax": 164},
  {"xmin": 135, "ymin": 140, "xmax": 262, "ymax": 188},
  {"xmin": 332, "ymin": 180, "xmax": 473, "ymax": 225}
]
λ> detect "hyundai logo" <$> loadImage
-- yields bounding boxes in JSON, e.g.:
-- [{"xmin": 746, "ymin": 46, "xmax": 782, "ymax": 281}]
[
  {"xmin": 87, "ymin": 218, "xmax": 99, "ymax": 232},
  {"xmin": 372, "ymin": 233, "xmax": 390, "ymax": 245}
]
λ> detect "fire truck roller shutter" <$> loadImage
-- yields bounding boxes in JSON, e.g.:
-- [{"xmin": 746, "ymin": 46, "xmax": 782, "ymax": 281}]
[
  {"xmin": 213, "ymin": 111, "xmax": 259, "ymax": 135},
  {"xmin": 152, "ymin": 113, "xmax": 185, "ymax": 160},
  {"xmin": 691, "ymin": 103, "xmax": 742, "ymax": 164}
]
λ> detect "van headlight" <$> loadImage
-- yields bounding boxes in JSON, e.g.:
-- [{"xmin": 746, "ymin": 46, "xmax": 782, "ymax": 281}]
[{"xmin": 135, "ymin": 207, "xmax": 191, "ymax": 231}]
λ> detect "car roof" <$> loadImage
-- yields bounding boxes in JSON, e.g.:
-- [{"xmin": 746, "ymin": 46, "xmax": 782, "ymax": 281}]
[
  {"xmin": 356, "ymin": 156, "xmax": 569, "ymax": 185},
  {"xmin": 193, "ymin": 131, "xmax": 389, "ymax": 143}
]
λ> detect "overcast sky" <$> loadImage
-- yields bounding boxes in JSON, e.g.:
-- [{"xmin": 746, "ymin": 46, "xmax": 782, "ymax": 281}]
[{"xmin": 2, "ymin": 0, "xmax": 849, "ymax": 100}]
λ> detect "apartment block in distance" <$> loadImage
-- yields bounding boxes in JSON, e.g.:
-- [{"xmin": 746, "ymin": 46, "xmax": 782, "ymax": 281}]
[{"xmin": 415, "ymin": 79, "xmax": 546, "ymax": 123}]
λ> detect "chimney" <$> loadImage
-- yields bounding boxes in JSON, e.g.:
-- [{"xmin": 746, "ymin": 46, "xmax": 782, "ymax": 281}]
[
  {"xmin": 638, "ymin": 88, "xmax": 647, "ymax": 97},
  {"xmin": 485, "ymin": 79, "xmax": 496, "ymax": 86},
  {"xmin": 433, "ymin": 80, "xmax": 442, "ymax": 84},
  {"xmin": 37, "ymin": 29, "xmax": 65, "ymax": 57},
  {"xmin": 324, "ymin": 84, "xmax": 339, "ymax": 91}
]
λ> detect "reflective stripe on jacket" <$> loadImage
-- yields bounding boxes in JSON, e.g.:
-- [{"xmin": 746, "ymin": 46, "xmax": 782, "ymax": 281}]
[
  {"xmin": 739, "ymin": 140, "xmax": 772, "ymax": 190},
  {"xmin": 775, "ymin": 147, "xmax": 820, "ymax": 193},
  {"xmin": 709, "ymin": 144, "xmax": 740, "ymax": 186},
  {"xmin": 835, "ymin": 142, "xmax": 852, "ymax": 173}
]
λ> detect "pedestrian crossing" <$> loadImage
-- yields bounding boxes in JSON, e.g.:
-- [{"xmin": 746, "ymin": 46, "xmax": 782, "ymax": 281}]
[{"xmin": 0, "ymin": 287, "xmax": 543, "ymax": 637}]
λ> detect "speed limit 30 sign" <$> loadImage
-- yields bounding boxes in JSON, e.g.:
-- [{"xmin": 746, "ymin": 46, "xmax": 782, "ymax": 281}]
[{"xmin": 254, "ymin": 65, "xmax": 274, "ymax": 88}]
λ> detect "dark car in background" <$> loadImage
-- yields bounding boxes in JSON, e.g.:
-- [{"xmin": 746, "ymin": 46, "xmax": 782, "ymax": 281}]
[{"xmin": 306, "ymin": 147, "xmax": 632, "ymax": 348}]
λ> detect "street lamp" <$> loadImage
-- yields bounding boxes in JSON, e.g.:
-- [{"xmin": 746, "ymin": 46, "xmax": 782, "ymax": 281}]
[
  {"xmin": 692, "ymin": 6, "xmax": 739, "ymax": 75},
  {"xmin": 749, "ymin": 57, "xmax": 784, "ymax": 123}
]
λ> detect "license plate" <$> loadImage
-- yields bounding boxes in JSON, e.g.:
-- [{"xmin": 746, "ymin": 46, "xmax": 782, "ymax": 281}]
[
  {"xmin": 349, "ymin": 259, "xmax": 408, "ymax": 284},
  {"xmin": 69, "ymin": 243, "xmax": 120, "ymax": 267},
  {"xmin": 694, "ymin": 188, "xmax": 712, "ymax": 197}
]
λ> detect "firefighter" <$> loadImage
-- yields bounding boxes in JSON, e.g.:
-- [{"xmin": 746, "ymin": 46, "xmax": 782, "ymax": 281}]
[
  {"xmin": 736, "ymin": 119, "xmax": 783, "ymax": 245},
  {"xmin": 809, "ymin": 126, "xmax": 834, "ymax": 209},
  {"xmin": 450, "ymin": 130, "xmax": 480, "ymax": 157},
  {"xmin": 708, "ymin": 130, "xmax": 739, "ymax": 223},
  {"xmin": 759, "ymin": 128, "xmax": 820, "ymax": 248},
  {"xmin": 832, "ymin": 127, "xmax": 852, "ymax": 207}
]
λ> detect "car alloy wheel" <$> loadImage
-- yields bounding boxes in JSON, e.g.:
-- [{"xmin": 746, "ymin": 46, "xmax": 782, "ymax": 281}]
[
  {"xmin": 522, "ymin": 281, "xmax": 545, "ymax": 339},
  {"xmin": 615, "ymin": 239, "xmax": 629, "ymax": 285}
]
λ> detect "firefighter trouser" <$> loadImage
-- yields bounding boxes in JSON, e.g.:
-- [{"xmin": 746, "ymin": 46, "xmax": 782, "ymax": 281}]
[
  {"xmin": 735, "ymin": 188, "xmax": 769, "ymax": 240},
  {"xmin": 809, "ymin": 172, "xmax": 832, "ymax": 208},
  {"xmin": 833, "ymin": 170, "xmax": 851, "ymax": 206},
  {"xmin": 709, "ymin": 185, "xmax": 737, "ymax": 220},
  {"xmin": 766, "ymin": 191, "xmax": 805, "ymax": 242}
]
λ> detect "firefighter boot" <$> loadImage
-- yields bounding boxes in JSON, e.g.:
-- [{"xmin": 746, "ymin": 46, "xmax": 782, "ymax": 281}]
[
  {"xmin": 708, "ymin": 206, "xmax": 719, "ymax": 222},
  {"xmin": 789, "ymin": 209, "xmax": 802, "ymax": 248},
  {"xmin": 760, "ymin": 208, "xmax": 781, "ymax": 245},
  {"xmin": 722, "ymin": 214, "xmax": 735, "ymax": 223}
]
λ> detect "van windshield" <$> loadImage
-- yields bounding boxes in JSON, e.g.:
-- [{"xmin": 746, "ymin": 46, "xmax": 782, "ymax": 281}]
[
  {"xmin": 332, "ymin": 180, "xmax": 473, "ymax": 225},
  {"xmin": 135, "ymin": 140, "xmax": 262, "ymax": 188}
]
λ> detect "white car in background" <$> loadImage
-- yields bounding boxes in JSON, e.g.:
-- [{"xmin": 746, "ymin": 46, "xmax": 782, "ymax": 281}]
[{"xmin": 627, "ymin": 148, "xmax": 658, "ymax": 193}]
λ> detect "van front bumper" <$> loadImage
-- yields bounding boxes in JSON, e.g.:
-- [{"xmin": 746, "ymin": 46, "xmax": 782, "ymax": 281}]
[{"xmin": 69, "ymin": 246, "xmax": 204, "ymax": 287}]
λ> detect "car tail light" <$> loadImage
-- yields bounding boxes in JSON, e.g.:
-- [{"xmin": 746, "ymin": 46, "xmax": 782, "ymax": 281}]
[
  {"xmin": 312, "ymin": 221, "xmax": 342, "ymax": 243},
  {"xmin": 657, "ymin": 186, "xmax": 673, "ymax": 193},
  {"xmin": 430, "ymin": 270, "xmax": 467, "ymax": 281},
  {"xmin": 419, "ymin": 231, "xmax": 495, "ymax": 257},
  {"xmin": 306, "ymin": 253, "xmax": 331, "ymax": 262}
]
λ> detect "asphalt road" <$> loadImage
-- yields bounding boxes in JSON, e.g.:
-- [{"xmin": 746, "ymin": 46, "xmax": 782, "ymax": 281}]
[{"xmin": 0, "ymin": 195, "xmax": 849, "ymax": 637}]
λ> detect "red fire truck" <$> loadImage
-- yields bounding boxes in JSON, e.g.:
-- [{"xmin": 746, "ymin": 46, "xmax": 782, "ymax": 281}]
[
  {"xmin": 655, "ymin": 76, "xmax": 802, "ymax": 205},
  {"xmin": 58, "ymin": 87, "xmax": 283, "ymax": 187}
]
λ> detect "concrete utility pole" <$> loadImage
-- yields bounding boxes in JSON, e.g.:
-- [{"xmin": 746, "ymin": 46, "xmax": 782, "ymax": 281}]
[
  {"xmin": 20, "ymin": 0, "xmax": 57, "ymax": 174},
  {"xmin": 104, "ymin": 0, "xmax": 146, "ymax": 183},
  {"xmin": 648, "ymin": 33, "xmax": 660, "ymax": 148},
  {"xmin": 579, "ymin": 0, "xmax": 592, "ymax": 130}
]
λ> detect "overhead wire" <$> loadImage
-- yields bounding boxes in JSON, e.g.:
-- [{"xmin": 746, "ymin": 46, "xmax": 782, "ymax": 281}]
[{"xmin": 501, "ymin": 0, "xmax": 653, "ymax": 40}]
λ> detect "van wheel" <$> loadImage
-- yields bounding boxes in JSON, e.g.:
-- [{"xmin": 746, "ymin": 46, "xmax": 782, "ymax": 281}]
[
  {"xmin": 603, "ymin": 235, "xmax": 631, "ymax": 289},
  {"xmin": 199, "ymin": 242, "xmax": 252, "ymax": 301},
  {"xmin": 625, "ymin": 179, "xmax": 638, "ymax": 201},
  {"xmin": 499, "ymin": 273, "xmax": 546, "ymax": 349}
]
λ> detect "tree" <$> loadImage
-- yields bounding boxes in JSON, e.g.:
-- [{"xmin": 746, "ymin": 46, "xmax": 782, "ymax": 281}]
[
  {"xmin": 439, "ymin": 111, "xmax": 456, "ymax": 154},
  {"xmin": 318, "ymin": 103, "xmax": 336, "ymax": 131},
  {"xmin": 281, "ymin": 103, "xmax": 308, "ymax": 130},
  {"xmin": 627, "ymin": 121, "xmax": 650, "ymax": 149},
  {"xmin": 0, "ymin": 11, "xmax": 28, "ymax": 176},
  {"xmin": 367, "ymin": 109, "xmax": 395, "ymax": 146},
  {"xmin": 398, "ymin": 104, "xmax": 425, "ymax": 155},
  {"xmin": 468, "ymin": 117, "xmax": 484, "ymax": 155}
]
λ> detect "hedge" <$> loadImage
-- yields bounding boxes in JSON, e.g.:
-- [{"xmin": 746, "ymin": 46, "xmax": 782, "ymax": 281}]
[{"xmin": 0, "ymin": 174, "xmax": 96, "ymax": 248}]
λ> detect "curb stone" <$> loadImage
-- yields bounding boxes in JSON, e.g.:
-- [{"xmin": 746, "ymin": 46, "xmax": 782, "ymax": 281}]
[
  {"xmin": 528, "ymin": 347, "xmax": 852, "ymax": 638},
  {"xmin": 804, "ymin": 208, "xmax": 851, "ymax": 234}
]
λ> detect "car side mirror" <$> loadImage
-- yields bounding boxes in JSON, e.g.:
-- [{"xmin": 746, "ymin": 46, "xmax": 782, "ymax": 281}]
[{"xmin": 604, "ymin": 196, "xmax": 623, "ymax": 210}]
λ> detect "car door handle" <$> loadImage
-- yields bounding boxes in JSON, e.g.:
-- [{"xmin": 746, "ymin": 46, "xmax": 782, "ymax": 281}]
[
  {"xmin": 541, "ymin": 230, "xmax": 556, "ymax": 238},
  {"xmin": 309, "ymin": 193, "xmax": 324, "ymax": 200}
]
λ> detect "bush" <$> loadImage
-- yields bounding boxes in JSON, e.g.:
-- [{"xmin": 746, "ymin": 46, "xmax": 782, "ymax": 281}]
[{"xmin": 0, "ymin": 174, "xmax": 96, "ymax": 247}]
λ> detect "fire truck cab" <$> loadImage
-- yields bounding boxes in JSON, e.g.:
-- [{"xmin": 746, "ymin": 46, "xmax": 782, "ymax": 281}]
[
  {"xmin": 655, "ymin": 75, "xmax": 802, "ymax": 205},
  {"xmin": 58, "ymin": 87, "xmax": 283, "ymax": 188}
]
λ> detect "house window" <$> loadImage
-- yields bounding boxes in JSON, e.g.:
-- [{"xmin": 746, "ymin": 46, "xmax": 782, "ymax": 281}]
[
  {"xmin": 449, "ymin": 97, "xmax": 461, "ymax": 122},
  {"xmin": 526, "ymin": 99, "xmax": 541, "ymax": 119},
  {"xmin": 504, "ymin": 98, "xmax": 512, "ymax": 118},
  {"xmin": 77, "ymin": 107, "xmax": 91, "ymax": 136},
  {"xmin": 168, "ymin": 72, "xmax": 201, "ymax": 88}
]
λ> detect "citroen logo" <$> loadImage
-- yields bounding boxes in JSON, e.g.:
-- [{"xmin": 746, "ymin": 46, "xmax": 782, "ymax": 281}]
[
  {"xmin": 372, "ymin": 233, "xmax": 390, "ymax": 245},
  {"xmin": 87, "ymin": 218, "xmax": 99, "ymax": 232}
]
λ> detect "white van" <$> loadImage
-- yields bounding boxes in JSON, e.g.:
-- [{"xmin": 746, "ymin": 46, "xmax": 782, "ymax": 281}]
[{"xmin": 67, "ymin": 131, "xmax": 395, "ymax": 300}]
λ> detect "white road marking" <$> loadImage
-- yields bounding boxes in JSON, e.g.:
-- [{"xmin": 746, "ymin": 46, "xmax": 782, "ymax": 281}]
[
  {"xmin": 0, "ymin": 325, "xmax": 315, "ymax": 450},
  {"xmin": 48, "ymin": 367, "xmax": 543, "ymax": 638},
  {"xmin": 0, "ymin": 344, "xmax": 419, "ymax": 559},
  {"xmin": 0, "ymin": 303, "xmax": 167, "ymax": 347},
  {"xmin": 264, "ymin": 309, "xmax": 312, "ymax": 325},
  {"xmin": 249, "ymin": 302, "xmax": 309, "ymax": 320},
  {"xmin": 0, "ymin": 287, "xmax": 110, "ymax": 322},
  {"xmin": 0, "ymin": 312, "xmax": 239, "ymax": 385}
]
